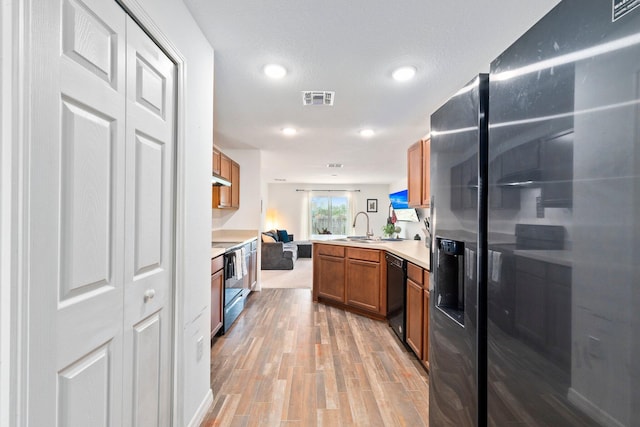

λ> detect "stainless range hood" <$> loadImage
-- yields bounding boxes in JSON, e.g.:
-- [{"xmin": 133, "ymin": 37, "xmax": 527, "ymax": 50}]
[{"xmin": 211, "ymin": 174, "xmax": 231, "ymax": 187}]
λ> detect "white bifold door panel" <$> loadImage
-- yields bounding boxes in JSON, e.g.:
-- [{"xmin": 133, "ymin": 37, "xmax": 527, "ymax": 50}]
[
  {"xmin": 123, "ymin": 14, "xmax": 175, "ymax": 427},
  {"xmin": 27, "ymin": 0, "xmax": 175, "ymax": 425}
]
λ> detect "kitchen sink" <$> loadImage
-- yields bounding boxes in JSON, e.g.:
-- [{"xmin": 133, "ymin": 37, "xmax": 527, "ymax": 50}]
[
  {"xmin": 333, "ymin": 236, "xmax": 376, "ymax": 243},
  {"xmin": 332, "ymin": 236, "xmax": 405, "ymax": 243}
]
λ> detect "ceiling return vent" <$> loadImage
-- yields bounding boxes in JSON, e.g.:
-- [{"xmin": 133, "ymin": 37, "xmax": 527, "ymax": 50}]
[{"xmin": 302, "ymin": 91, "xmax": 335, "ymax": 106}]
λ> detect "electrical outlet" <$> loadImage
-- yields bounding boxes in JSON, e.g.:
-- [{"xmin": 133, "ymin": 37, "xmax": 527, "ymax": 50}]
[{"xmin": 196, "ymin": 336, "xmax": 204, "ymax": 361}]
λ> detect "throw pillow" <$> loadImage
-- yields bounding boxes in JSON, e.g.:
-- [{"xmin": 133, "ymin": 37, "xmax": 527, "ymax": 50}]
[
  {"xmin": 261, "ymin": 233, "xmax": 276, "ymax": 243},
  {"xmin": 277, "ymin": 229, "xmax": 290, "ymax": 243}
]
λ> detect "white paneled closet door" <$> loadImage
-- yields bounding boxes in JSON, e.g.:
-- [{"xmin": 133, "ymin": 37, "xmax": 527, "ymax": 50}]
[
  {"xmin": 27, "ymin": 0, "xmax": 175, "ymax": 425},
  {"xmin": 122, "ymin": 15, "xmax": 175, "ymax": 427}
]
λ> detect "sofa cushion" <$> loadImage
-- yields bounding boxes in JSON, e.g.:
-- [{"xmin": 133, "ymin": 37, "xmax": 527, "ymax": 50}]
[
  {"xmin": 263, "ymin": 230, "xmax": 277, "ymax": 241},
  {"xmin": 277, "ymin": 229, "xmax": 290, "ymax": 243},
  {"xmin": 261, "ymin": 233, "xmax": 276, "ymax": 243},
  {"xmin": 283, "ymin": 241, "xmax": 297, "ymax": 251},
  {"xmin": 266, "ymin": 229, "xmax": 278, "ymax": 240}
]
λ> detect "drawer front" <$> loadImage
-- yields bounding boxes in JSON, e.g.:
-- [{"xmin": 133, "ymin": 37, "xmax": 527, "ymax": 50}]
[
  {"xmin": 346, "ymin": 247, "xmax": 380, "ymax": 263},
  {"xmin": 316, "ymin": 244, "xmax": 345, "ymax": 257},
  {"xmin": 407, "ymin": 262, "xmax": 423, "ymax": 285},
  {"xmin": 211, "ymin": 255, "xmax": 224, "ymax": 274}
]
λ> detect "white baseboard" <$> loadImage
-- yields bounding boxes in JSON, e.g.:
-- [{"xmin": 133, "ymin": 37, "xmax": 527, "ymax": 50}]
[
  {"xmin": 187, "ymin": 388, "xmax": 213, "ymax": 427},
  {"xmin": 567, "ymin": 387, "xmax": 624, "ymax": 427}
]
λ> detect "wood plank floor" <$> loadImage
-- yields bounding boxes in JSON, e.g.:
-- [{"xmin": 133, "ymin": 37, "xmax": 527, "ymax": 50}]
[{"xmin": 201, "ymin": 288, "xmax": 430, "ymax": 426}]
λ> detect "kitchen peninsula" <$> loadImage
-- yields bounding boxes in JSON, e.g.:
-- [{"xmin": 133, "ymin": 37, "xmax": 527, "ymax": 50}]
[{"xmin": 312, "ymin": 238, "xmax": 431, "ymax": 369}]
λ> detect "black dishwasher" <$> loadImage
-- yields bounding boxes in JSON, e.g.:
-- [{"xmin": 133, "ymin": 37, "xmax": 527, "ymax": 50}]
[{"xmin": 386, "ymin": 253, "xmax": 407, "ymax": 342}]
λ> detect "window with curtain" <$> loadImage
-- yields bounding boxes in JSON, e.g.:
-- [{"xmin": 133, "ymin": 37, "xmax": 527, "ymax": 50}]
[{"xmin": 310, "ymin": 195, "xmax": 349, "ymax": 236}]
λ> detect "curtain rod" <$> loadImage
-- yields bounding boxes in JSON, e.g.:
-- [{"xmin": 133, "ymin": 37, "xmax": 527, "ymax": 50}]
[{"xmin": 295, "ymin": 189, "xmax": 361, "ymax": 192}]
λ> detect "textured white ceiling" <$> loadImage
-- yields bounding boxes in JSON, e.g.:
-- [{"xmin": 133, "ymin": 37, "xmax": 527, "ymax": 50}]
[{"xmin": 184, "ymin": 0, "xmax": 561, "ymax": 185}]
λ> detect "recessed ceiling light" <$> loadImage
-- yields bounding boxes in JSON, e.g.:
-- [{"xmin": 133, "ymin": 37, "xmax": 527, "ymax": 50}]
[
  {"xmin": 264, "ymin": 64, "xmax": 287, "ymax": 79},
  {"xmin": 282, "ymin": 127, "xmax": 297, "ymax": 136},
  {"xmin": 392, "ymin": 66, "xmax": 416, "ymax": 82},
  {"xmin": 359, "ymin": 129, "xmax": 375, "ymax": 138},
  {"xmin": 274, "ymin": 178, "xmax": 287, "ymax": 182}
]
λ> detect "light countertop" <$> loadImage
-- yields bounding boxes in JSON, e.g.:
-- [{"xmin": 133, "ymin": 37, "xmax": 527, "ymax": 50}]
[
  {"xmin": 211, "ymin": 229, "xmax": 258, "ymax": 259},
  {"xmin": 211, "ymin": 229, "xmax": 259, "ymax": 243},
  {"xmin": 211, "ymin": 247, "xmax": 226, "ymax": 259},
  {"xmin": 313, "ymin": 239, "xmax": 431, "ymax": 271}
]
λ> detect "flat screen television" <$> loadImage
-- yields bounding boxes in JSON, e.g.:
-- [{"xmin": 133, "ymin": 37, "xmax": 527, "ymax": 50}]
[{"xmin": 389, "ymin": 189, "xmax": 419, "ymax": 222}]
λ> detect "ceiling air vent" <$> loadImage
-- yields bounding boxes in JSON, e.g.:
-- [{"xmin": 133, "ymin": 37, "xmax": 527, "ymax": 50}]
[
  {"xmin": 327, "ymin": 163, "xmax": 343, "ymax": 168},
  {"xmin": 302, "ymin": 91, "xmax": 335, "ymax": 106}
]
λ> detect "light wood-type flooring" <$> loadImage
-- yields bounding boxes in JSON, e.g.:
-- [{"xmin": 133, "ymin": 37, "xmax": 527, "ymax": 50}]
[
  {"xmin": 201, "ymin": 288, "xmax": 430, "ymax": 426},
  {"xmin": 260, "ymin": 259, "xmax": 313, "ymax": 289}
]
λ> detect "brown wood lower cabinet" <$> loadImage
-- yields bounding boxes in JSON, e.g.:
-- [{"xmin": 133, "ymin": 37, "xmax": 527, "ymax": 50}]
[
  {"xmin": 405, "ymin": 262, "xmax": 430, "ymax": 370},
  {"xmin": 423, "ymin": 270, "xmax": 430, "ymax": 369},
  {"xmin": 211, "ymin": 255, "xmax": 224, "ymax": 338},
  {"xmin": 314, "ymin": 244, "xmax": 346, "ymax": 303},
  {"xmin": 313, "ymin": 244, "xmax": 428, "ymax": 369},
  {"xmin": 346, "ymin": 247, "xmax": 385, "ymax": 314},
  {"xmin": 313, "ymin": 243, "xmax": 386, "ymax": 318},
  {"xmin": 406, "ymin": 277, "xmax": 424, "ymax": 357}
]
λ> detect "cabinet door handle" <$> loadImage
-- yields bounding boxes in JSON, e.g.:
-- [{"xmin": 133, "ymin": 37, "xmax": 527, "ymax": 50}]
[{"xmin": 144, "ymin": 289, "xmax": 156, "ymax": 303}]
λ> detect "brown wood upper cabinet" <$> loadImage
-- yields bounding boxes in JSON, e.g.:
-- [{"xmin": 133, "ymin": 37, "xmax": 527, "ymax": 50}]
[
  {"xmin": 407, "ymin": 138, "xmax": 431, "ymax": 208},
  {"xmin": 421, "ymin": 138, "xmax": 431, "ymax": 206},
  {"xmin": 231, "ymin": 160, "xmax": 240, "ymax": 208},
  {"xmin": 212, "ymin": 148, "xmax": 221, "ymax": 176},
  {"xmin": 212, "ymin": 150, "xmax": 240, "ymax": 209}
]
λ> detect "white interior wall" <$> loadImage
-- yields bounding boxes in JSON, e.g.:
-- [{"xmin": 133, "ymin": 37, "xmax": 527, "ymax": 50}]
[
  {"xmin": 0, "ymin": 1, "xmax": 13, "ymax": 424},
  {"xmin": 211, "ymin": 148, "xmax": 262, "ymax": 231},
  {"xmin": 129, "ymin": 1, "xmax": 214, "ymax": 425},
  {"xmin": 389, "ymin": 178, "xmax": 429, "ymax": 240},
  {"xmin": 265, "ymin": 183, "xmax": 391, "ymax": 239}
]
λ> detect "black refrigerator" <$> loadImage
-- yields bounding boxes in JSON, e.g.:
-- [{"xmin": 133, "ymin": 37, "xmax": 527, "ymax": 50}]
[
  {"xmin": 429, "ymin": 73, "xmax": 488, "ymax": 425},
  {"xmin": 429, "ymin": 1, "xmax": 640, "ymax": 426}
]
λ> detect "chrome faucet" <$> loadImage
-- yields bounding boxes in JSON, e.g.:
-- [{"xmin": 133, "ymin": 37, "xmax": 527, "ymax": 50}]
[{"xmin": 352, "ymin": 211, "xmax": 373, "ymax": 239}]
